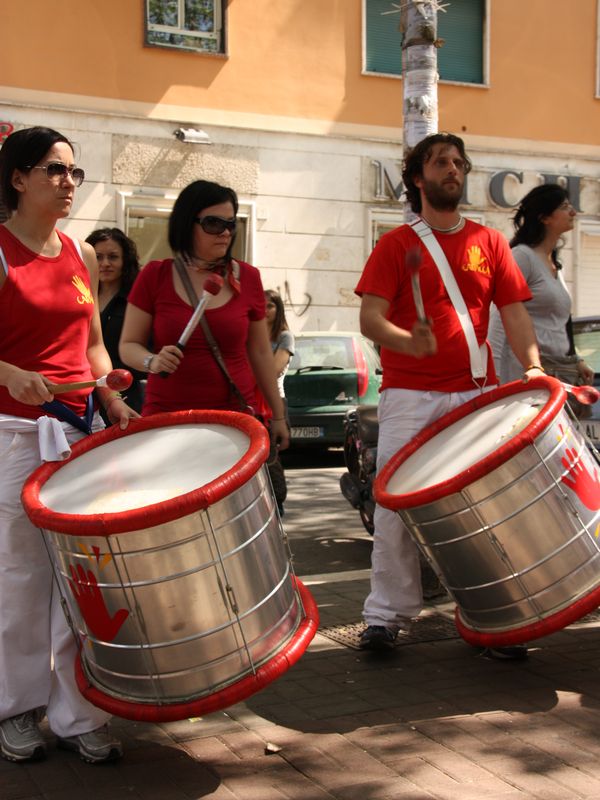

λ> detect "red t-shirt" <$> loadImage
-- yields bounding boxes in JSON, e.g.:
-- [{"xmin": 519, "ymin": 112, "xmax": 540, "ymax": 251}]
[
  {"xmin": 128, "ymin": 258, "xmax": 266, "ymax": 415},
  {"xmin": 0, "ymin": 226, "xmax": 95, "ymax": 419},
  {"xmin": 355, "ymin": 219, "xmax": 532, "ymax": 392}
]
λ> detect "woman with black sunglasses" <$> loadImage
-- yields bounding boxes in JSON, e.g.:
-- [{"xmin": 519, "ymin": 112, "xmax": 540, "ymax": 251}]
[
  {"xmin": 120, "ymin": 180, "xmax": 289, "ymax": 451},
  {"xmin": 0, "ymin": 127, "xmax": 136, "ymax": 764}
]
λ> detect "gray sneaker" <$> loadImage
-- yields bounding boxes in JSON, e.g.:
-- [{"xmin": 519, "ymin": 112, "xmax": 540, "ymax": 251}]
[
  {"xmin": 0, "ymin": 710, "xmax": 46, "ymax": 762},
  {"xmin": 57, "ymin": 725, "xmax": 123, "ymax": 764}
]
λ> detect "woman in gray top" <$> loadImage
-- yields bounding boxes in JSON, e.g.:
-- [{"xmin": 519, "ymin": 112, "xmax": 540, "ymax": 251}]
[{"xmin": 489, "ymin": 184, "xmax": 593, "ymax": 392}]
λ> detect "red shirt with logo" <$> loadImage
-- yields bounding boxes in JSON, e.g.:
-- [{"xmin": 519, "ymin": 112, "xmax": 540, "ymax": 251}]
[
  {"xmin": 0, "ymin": 226, "xmax": 95, "ymax": 419},
  {"xmin": 355, "ymin": 219, "xmax": 532, "ymax": 392}
]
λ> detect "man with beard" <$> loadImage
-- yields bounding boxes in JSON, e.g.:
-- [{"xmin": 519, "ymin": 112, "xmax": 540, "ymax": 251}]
[{"xmin": 356, "ymin": 133, "xmax": 543, "ymax": 657}]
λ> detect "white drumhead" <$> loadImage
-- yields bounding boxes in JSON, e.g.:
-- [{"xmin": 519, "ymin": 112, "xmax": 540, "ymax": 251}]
[
  {"xmin": 386, "ymin": 389, "xmax": 548, "ymax": 495},
  {"xmin": 39, "ymin": 424, "xmax": 250, "ymax": 514}
]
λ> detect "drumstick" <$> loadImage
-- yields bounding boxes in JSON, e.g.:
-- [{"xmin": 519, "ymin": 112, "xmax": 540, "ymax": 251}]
[
  {"xmin": 160, "ymin": 273, "xmax": 224, "ymax": 378},
  {"xmin": 562, "ymin": 382, "xmax": 600, "ymax": 405},
  {"xmin": 406, "ymin": 246, "xmax": 427, "ymax": 324},
  {"xmin": 48, "ymin": 369, "xmax": 133, "ymax": 395}
]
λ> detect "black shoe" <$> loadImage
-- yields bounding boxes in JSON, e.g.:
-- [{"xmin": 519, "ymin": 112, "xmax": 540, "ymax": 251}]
[
  {"xmin": 359, "ymin": 625, "xmax": 397, "ymax": 651},
  {"xmin": 480, "ymin": 644, "xmax": 529, "ymax": 661}
]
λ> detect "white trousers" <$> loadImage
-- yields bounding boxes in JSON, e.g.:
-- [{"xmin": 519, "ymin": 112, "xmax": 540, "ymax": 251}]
[
  {"xmin": 363, "ymin": 386, "xmax": 487, "ymax": 632},
  {"xmin": 0, "ymin": 426, "xmax": 111, "ymax": 737}
]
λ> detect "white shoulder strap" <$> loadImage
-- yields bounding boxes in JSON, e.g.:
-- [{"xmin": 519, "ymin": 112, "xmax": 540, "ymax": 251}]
[
  {"xmin": 67, "ymin": 235, "xmax": 83, "ymax": 260},
  {"xmin": 0, "ymin": 245, "xmax": 7, "ymax": 275},
  {"xmin": 411, "ymin": 219, "xmax": 488, "ymax": 381}
]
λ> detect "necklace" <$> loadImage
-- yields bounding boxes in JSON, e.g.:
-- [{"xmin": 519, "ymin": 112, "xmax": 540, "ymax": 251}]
[{"xmin": 420, "ymin": 215, "xmax": 464, "ymax": 233}]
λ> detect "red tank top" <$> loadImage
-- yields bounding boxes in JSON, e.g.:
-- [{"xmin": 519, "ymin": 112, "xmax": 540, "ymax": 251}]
[{"xmin": 0, "ymin": 226, "xmax": 95, "ymax": 419}]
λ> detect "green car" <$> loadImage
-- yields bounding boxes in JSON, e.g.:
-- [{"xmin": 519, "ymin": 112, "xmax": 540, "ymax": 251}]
[{"xmin": 283, "ymin": 332, "xmax": 382, "ymax": 448}]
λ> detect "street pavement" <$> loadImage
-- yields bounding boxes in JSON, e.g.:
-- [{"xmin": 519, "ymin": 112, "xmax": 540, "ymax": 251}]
[{"xmin": 4, "ymin": 449, "xmax": 600, "ymax": 799}]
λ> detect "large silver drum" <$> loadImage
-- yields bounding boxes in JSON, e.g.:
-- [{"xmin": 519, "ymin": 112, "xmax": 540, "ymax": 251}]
[
  {"xmin": 23, "ymin": 410, "xmax": 318, "ymax": 721},
  {"xmin": 375, "ymin": 377, "xmax": 600, "ymax": 647}
]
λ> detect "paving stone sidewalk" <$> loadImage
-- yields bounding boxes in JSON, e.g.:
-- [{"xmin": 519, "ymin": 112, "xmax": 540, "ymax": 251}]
[{"xmin": 3, "ymin": 463, "xmax": 600, "ymax": 799}]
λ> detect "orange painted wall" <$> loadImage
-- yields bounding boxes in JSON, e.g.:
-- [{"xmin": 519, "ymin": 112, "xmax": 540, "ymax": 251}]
[{"xmin": 1, "ymin": 0, "xmax": 598, "ymax": 144}]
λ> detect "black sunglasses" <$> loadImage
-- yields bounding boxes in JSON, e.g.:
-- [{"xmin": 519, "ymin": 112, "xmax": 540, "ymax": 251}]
[
  {"xmin": 27, "ymin": 162, "xmax": 85, "ymax": 187},
  {"xmin": 195, "ymin": 215, "xmax": 237, "ymax": 235}
]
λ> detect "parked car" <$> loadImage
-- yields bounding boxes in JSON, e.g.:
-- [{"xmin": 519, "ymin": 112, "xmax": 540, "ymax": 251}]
[
  {"xmin": 283, "ymin": 332, "xmax": 382, "ymax": 447},
  {"xmin": 572, "ymin": 315, "xmax": 600, "ymax": 447}
]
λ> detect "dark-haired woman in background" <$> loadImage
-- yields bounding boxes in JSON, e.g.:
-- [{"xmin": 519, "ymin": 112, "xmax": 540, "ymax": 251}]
[
  {"xmin": 489, "ymin": 184, "xmax": 593, "ymax": 410},
  {"xmin": 119, "ymin": 179, "xmax": 288, "ymax": 450},
  {"xmin": 85, "ymin": 228, "xmax": 145, "ymax": 416}
]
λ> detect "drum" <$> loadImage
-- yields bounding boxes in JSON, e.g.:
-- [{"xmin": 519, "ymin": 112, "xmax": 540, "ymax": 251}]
[
  {"xmin": 22, "ymin": 410, "xmax": 318, "ymax": 722},
  {"xmin": 375, "ymin": 376, "xmax": 600, "ymax": 647}
]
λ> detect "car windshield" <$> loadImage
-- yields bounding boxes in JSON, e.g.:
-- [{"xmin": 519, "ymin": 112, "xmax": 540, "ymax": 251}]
[
  {"xmin": 573, "ymin": 325, "xmax": 600, "ymax": 376},
  {"xmin": 290, "ymin": 337, "xmax": 355, "ymax": 370}
]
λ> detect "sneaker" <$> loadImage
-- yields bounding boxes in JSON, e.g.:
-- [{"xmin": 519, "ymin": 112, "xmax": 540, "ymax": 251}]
[
  {"xmin": 480, "ymin": 644, "xmax": 529, "ymax": 661},
  {"xmin": 0, "ymin": 710, "xmax": 46, "ymax": 762},
  {"xmin": 57, "ymin": 725, "xmax": 123, "ymax": 764},
  {"xmin": 359, "ymin": 625, "xmax": 397, "ymax": 651}
]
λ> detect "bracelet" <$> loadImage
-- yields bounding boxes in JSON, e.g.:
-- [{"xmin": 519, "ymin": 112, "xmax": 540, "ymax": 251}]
[
  {"xmin": 526, "ymin": 364, "xmax": 545, "ymax": 372},
  {"xmin": 104, "ymin": 392, "xmax": 123, "ymax": 411},
  {"xmin": 271, "ymin": 417, "xmax": 286, "ymax": 421}
]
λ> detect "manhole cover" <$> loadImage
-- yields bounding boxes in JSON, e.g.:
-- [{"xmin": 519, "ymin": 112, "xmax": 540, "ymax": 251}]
[{"xmin": 319, "ymin": 613, "xmax": 459, "ymax": 650}]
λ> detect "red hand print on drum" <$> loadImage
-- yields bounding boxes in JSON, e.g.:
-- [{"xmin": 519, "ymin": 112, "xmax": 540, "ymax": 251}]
[
  {"xmin": 68, "ymin": 564, "xmax": 129, "ymax": 642},
  {"xmin": 560, "ymin": 447, "xmax": 600, "ymax": 511}
]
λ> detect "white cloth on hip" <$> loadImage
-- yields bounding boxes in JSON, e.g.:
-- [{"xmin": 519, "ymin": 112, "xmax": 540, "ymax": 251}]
[{"xmin": 0, "ymin": 412, "xmax": 104, "ymax": 462}]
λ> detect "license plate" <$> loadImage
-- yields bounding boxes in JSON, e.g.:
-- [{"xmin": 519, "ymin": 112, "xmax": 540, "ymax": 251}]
[
  {"xmin": 291, "ymin": 426, "xmax": 324, "ymax": 439},
  {"xmin": 584, "ymin": 421, "xmax": 600, "ymax": 443}
]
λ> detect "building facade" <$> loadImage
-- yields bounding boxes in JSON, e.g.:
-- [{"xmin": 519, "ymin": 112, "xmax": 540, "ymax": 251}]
[{"xmin": 1, "ymin": 0, "xmax": 600, "ymax": 331}]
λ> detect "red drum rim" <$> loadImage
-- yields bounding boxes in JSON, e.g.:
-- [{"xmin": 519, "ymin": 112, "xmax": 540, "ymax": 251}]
[
  {"xmin": 22, "ymin": 410, "xmax": 269, "ymax": 537},
  {"xmin": 375, "ymin": 376, "xmax": 566, "ymax": 511},
  {"xmin": 455, "ymin": 583, "xmax": 600, "ymax": 646},
  {"xmin": 73, "ymin": 578, "xmax": 319, "ymax": 722}
]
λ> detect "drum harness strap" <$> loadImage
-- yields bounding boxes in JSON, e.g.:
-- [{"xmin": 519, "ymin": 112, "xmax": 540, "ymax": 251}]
[
  {"xmin": 411, "ymin": 218, "xmax": 488, "ymax": 391},
  {"xmin": 173, "ymin": 255, "xmax": 255, "ymax": 415}
]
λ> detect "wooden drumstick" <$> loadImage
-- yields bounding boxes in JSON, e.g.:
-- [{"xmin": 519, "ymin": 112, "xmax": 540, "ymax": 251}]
[{"xmin": 48, "ymin": 369, "xmax": 133, "ymax": 395}]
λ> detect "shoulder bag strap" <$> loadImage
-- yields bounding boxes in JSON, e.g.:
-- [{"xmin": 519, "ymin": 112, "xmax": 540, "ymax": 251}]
[
  {"xmin": 411, "ymin": 219, "xmax": 488, "ymax": 383},
  {"xmin": 173, "ymin": 256, "xmax": 251, "ymax": 412}
]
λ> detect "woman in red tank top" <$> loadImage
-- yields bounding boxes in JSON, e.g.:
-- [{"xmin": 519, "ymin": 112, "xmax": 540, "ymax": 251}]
[{"xmin": 0, "ymin": 127, "xmax": 136, "ymax": 764}]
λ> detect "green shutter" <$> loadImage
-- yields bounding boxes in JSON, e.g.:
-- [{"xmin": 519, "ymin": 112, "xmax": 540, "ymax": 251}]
[
  {"xmin": 438, "ymin": 0, "xmax": 484, "ymax": 83},
  {"xmin": 365, "ymin": 0, "xmax": 402, "ymax": 75},
  {"xmin": 365, "ymin": 0, "xmax": 484, "ymax": 84}
]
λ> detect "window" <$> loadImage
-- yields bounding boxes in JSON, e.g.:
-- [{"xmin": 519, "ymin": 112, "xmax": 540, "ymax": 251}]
[
  {"xmin": 364, "ymin": 0, "xmax": 486, "ymax": 85},
  {"xmin": 145, "ymin": 0, "xmax": 225, "ymax": 54},
  {"xmin": 117, "ymin": 192, "xmax": 254, "ymax": 267}
]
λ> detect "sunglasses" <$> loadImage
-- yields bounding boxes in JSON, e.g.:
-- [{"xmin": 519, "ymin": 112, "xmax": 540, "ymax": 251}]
[
  {"xmin": 27, "ymin": 162, "xmax": 85, "ymax": 186},
  {"xmin": 195, "ymin": 215, "xmax": 237, "ymax": 235}
]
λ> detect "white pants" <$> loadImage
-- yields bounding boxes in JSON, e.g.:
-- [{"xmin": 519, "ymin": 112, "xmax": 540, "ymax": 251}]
[
  {"xmin": 0, "ymin": 426, "xmax": 111, "ymax": 737},
  {"xmin": 363, "ymin": 386, "xmax": 488, "ymax": 632}
]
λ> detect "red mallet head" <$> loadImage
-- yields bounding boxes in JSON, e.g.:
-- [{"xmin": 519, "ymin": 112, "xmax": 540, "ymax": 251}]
[
  {"xmin": 204, "ymin": 273, "xmax": 224, "ymax": 296},
  {"xmin": 105, "ymin": 369, "xmax": 133, "ymax": 392}
]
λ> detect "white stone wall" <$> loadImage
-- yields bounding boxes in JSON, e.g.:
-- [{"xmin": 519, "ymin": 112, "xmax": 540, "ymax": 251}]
[{"xmin": 2, "ymin": 103, "xmax": 599, "ymax": 329}]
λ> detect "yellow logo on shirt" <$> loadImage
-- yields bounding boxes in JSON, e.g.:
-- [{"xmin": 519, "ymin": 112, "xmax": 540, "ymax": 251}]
[
  {"xmin": 72, "ymin": 274, "xmax": 94, "ymax": 305},
  {"xmin": 462, "ymin": 245, "xmax": 490, "ymax": 276}
]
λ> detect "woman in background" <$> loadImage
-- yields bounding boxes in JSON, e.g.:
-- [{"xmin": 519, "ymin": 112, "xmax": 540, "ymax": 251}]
[
  {"xmin": 265, "ymin": 289, "xmax": 295, "ymax": 398},
  {"xmin": 489, "ymin": 184, "xmax": 593, "ymax": 413},
  {"xmin": 85, "ymin": 228, "xmax": 145, "ymax": 416},
  {"xmin": 264, "ymin": 289, "xmax": 294, "ymax": 515}
]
